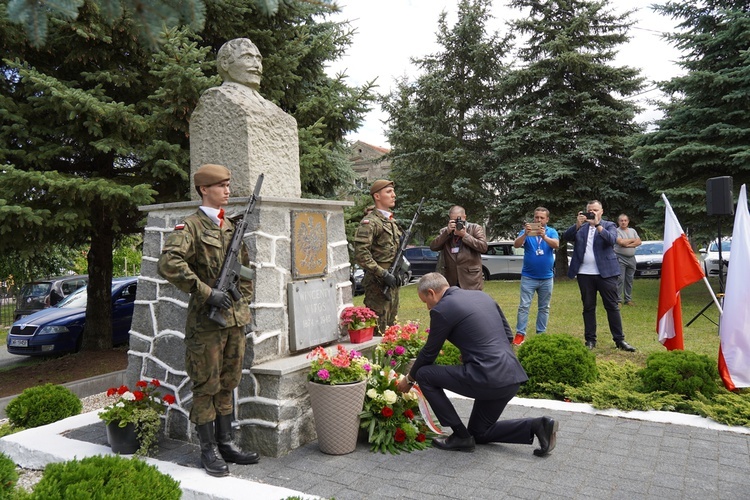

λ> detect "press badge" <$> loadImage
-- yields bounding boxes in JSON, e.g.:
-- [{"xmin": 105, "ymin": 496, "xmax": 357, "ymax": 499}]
[
  {"xmin": 451, "ymin": 247, "xmax": 460, "ymax": 254},
  {"xmin": 536, "ymin": 248, "xmax": 544, "ymax": 256}
]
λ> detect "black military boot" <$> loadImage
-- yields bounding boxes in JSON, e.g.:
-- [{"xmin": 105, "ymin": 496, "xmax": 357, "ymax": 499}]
[
  {"xmin": 196, "ymin": 422, "xmax": 230, "ymax": 477},
  {"xmin": 215, "ymin": 413, "xmax": 260, "ymax": 464}
]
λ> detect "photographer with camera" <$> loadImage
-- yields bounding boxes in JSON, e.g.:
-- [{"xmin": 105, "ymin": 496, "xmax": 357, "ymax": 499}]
[
  {"xmin": 563, "ymin": 200, "xmax": 636, "ymax": 352},
  {"xmin": 511, "ymin": 207, "xmax": 559, "ymax": 346},
  {"xmin": 430, "ymin": 205, "xmax": 488, "ymax": 290}
]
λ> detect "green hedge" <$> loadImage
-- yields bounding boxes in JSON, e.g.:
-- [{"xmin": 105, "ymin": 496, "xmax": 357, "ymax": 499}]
[{"xmin": 5, "ymin": 384, "xmax": 82, "ymax": 429}]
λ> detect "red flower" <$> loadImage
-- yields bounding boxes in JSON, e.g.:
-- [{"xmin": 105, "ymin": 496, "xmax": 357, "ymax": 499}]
[
  {"xmin": 117, "ymin": 385, "xmax": 129, "ymax": 395},
  {"xmin": 416, "ymin": 433, "xmax": 426, "ymax": 442},
  {"xmin": 136, "ymin": 380, "xmax": 148, "ymax": 388},
  {"xmin": 150, "ymin": 379, "xmax": 161, "ymax": 388},
  {"xmin": 381, "ymin": 407, "xmax": 394, "ymax": 418},
  {"xmin": 403, "ymin": 409, "xmax": 414, "ymax": 420},
  {"xmin": 394, "ymin": 429, "xmax": 406, "ymax": 442},
  {"xmin": 163, "ymin": 394, "xmax": 176, "ymax": 405},
  {"xmin": 133, "ymin": 391, "xmax": 145, "ymax": 401},
  {"xmin": 106, "ymin": 387, "xmax": 117, "ymax": 397}
]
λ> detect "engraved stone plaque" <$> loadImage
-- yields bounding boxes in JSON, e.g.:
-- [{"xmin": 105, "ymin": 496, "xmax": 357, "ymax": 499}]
[
  {"xmin": 291, "ymin": 210, "xmax": 327, "ymax": 279},
  {"xmin": 288, "ymin": 278, "xmax": 339, "ymax": 351}
]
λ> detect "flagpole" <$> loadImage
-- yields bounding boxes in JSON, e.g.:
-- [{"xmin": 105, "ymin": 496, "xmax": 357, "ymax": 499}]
[{"xmin": 701, "ymin": 276, "xmax": 723, "ymax": 315}]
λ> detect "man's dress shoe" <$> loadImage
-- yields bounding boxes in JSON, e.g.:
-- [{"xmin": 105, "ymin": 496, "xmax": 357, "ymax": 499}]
[
  {"xmin": 432, "ymin": 434, "xmax": 475, "ymax": 452},
  {"xmin": 615, "ymin": 340, "xmax": 636, "ymax": 352},
  {"xmin": 585, "ymin": 340, "xmax": 596, "ymax": 350},
  {"xmin": 532, "ymin": 416, "xmax": 559, "ymax": 457}
]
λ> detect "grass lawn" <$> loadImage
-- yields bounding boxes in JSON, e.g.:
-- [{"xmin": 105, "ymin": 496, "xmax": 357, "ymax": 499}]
[{"xmin": 354, "ymin": 275, "xmax": 725, "ymax": 369}]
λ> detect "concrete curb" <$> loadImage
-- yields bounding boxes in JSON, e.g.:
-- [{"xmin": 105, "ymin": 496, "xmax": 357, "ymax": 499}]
[{"xmin": 0, "ymin": 370, "xmax": 127, "ymax": 418}]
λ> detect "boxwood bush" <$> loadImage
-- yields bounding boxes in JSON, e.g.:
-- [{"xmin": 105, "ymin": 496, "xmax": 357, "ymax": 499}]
[
  {"xmin": 0, "ymin": 452, "xmax": 18, "ymax": 499},
  {"xmin": 29, "ymin": 455, "xmax": 181, "ymax": 499},
  {"xmin": 638, "ymin": 350, "xmax": 720, "ymax": 398},
  {"xmin": 516, "ymin": 334, "xmax": 598, "ymax": 394},
  {"xmin": 5, "ymin": 384, "xmax": 82, "ymax": 429}
]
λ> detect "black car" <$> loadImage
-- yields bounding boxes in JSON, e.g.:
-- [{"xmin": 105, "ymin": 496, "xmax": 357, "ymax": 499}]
[
  {"xmin": 403, "ymin": 246, "xmax": 439, "ymax": 280},
  {"xmin": 14, "ymin": 275, "xmax": 88, "ymax": 321},
  {"xmin": 350, "ymin": 264, "xmax": 364, "ymax": 296}
]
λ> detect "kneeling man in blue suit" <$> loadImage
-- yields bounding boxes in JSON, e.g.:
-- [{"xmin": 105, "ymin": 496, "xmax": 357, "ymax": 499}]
[{"xmin": 396, "ymin": 273, "xmax": 558, "ymax": 454}]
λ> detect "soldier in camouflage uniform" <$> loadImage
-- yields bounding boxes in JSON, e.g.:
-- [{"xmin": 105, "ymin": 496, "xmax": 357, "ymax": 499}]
[
  {"xmin": 354, "ymin": 179, "xmax": 403, "ymax": 334},
  {"xmin": 157, "ymin": 163, "xmax": 259, "ymax": 477}
]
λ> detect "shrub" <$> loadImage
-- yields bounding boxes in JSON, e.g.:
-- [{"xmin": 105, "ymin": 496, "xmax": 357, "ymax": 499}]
[
  {"xmin": 30, "ymin": 455, "xmax": 181, "ymax": 499},
  {"xmin": 5, "ymin": 384, "xmax": 82, "ymax": 429},
  {"xmin": 434, "ymin": 341, "xmax": 461, "ymax": 366},
  {"xmin": 0, "ymin": 452, "xmax": 18, "ymax": 499},
  {"xmin": 638, "ymin": 350, "xmax": 720, "ymax": 399},
  {"xmin": 516, "ymin": 334, "xmax": 598, "ymax": 394}
]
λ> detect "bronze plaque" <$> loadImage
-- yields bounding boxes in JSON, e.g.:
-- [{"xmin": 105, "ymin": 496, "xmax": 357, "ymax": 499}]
[{"xmin": 291, "ymin": 210, "xmax": 328, "ymax": 279}]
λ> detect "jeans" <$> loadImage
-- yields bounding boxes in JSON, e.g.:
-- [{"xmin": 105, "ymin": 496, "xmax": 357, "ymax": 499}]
[
  {"xmin": 515, "ymin": 276, "xmax": 553, "ymax": 335},
  {"xmin": 617, "ymin": 254, "xmax": 636, "ymax": 303}
]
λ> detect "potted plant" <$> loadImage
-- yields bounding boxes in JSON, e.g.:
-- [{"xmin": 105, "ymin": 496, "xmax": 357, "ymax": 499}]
[
  {"xmin": 339, "ymin": 306, "xmax": 378, "ymax": 343},
  {"xmin": 377, "ymin": 321, "xmax": 428, "ymax": 374},
  {"xmin": 306, "ymin": 345, "xmax": 371, "ymax": 454},
  {"xmin": 360, "ymin": 352, "xmax": 439, "ymax": 454},
  {"xmin": 98, "ymin": 379, "xmax": 176, "ymax": 456}
]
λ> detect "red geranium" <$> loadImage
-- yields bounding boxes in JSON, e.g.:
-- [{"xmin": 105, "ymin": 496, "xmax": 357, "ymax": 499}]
[
  {"xmin": 136, "ymin": 380, "xmax": 148, "ymax": 388},
  {"xmin": 394, "ymin": 428, "xmax": 407, "ymax": 443},
  {"xmin": 381, "ymin": 407, "xmax": 394, "ymax": 418}
]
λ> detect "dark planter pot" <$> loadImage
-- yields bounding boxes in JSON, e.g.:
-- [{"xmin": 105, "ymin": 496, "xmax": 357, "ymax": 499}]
[{"xmin": 105, "ymin": 421, "xmax": 140, "ymax": 455}]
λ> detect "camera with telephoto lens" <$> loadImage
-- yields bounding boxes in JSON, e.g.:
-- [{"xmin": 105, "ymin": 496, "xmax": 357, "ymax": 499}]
[{"xmin": 454, "ymin": 217, "xmax": 464, "ymax": 231}]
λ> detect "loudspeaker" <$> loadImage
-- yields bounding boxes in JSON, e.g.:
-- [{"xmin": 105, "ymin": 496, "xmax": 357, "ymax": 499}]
[{"xmin": 706, "ymin": 176, "xmax": 734, "ymax": 216}]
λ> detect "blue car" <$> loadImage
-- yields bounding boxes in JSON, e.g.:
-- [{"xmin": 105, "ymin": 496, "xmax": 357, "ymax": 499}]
[{"xmin": 6, "ymin": 277, "xmax": 138, "ymax": 356}]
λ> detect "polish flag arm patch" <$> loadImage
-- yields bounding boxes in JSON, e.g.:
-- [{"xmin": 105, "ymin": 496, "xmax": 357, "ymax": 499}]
[
  {"xmin": 361, "ymin": 219, "xmax": 370, "ymax": 224},
  {"xmin": 173, "ymin": 223, "xmax": 185, "ymax": 230}
]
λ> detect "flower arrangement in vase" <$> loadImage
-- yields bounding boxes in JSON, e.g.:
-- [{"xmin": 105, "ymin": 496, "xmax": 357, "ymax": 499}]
[
  {"xmin": 307, "ymin": 344, "xmax": 371, "ymax": 385},
  {"xmin": 376, "ymin": 321, "xmax": 428, "ymax": 373},
  {"xmin": 98, "ymin": 379, "xmax": 176, "ymax": 456},
  {"xmin": 340, "ymin": 306, "xmax": 378, "ymax": 343},
  {"xmin": 359, "ymin": 351, "xmax": 438, "ymax": 454}
]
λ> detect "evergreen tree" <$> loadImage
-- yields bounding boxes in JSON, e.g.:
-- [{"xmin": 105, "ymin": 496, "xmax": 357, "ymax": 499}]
[
  {"xmin": 0, "ymin": 1, "xmax": 372, "ymax": 349},
  {"xmin": 382, "ymin": 0, "xmax": 512, "ymax": 238},
  {"xmin": 632, "ymin": 0, "xmax": 750, "ymax": 243},
  {"xmin": 489, "ymin": 0, "xmax": 646, "ymax": 245}
]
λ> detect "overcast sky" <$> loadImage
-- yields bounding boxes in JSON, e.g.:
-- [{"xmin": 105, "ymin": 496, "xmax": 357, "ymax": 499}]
[{"xmin": 326, "ymin": 0, "xmax": 685, "ymax": 148}]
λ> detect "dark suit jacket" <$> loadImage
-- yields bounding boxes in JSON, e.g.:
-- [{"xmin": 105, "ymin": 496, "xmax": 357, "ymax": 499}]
[
  {"xmin": 409, "ymin": 287, "xmax": 528, "ymax": 389},
  {"xmin": 563, "ymin": 220, "xmax": 621, "ymax": 279},
  {"xmin": 430, "ymin": 222, "xmax": 488, "ymax": 290}
]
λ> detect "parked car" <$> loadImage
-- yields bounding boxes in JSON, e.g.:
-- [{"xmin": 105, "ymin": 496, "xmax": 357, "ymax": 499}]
[
  {"xmin": 403, "ymin": 246, "xmax": 439, "ymax": 280},
  {"xmin": 6, "ymin": 277, "xmax": 138, "ymax": 356},
  {"xmin": 481, "ymin": 241, "xmax": 524, "ymax": 281},
  {"xmin": 700, "ymin": 237, "xmax": 731, "ymax": 276},
  {"xmin": 350, "ymin": 264, "xmax": 364, "ymax": 296},
  {"xmin": 634, "ymin": 240, "xmax": 664, "ymax": 278},
  {"xmin": 13, "ymin": 275, "xmax": 88, "ymax": 321}
]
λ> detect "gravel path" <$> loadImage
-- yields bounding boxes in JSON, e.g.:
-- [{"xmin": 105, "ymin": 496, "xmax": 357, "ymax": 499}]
[{"xmin": 3, "ymin": 392, "xmax": 110, "ymax": 492}]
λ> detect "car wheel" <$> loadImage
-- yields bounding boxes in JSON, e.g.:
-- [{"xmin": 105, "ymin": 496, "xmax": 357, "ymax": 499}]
[
  {"xmin": 483, "ymin": 267, "xmax": 490, "ymax": 282},
  {"xmin": 402, "ymin": 271, "xmax": 412, "ymax": 285}
]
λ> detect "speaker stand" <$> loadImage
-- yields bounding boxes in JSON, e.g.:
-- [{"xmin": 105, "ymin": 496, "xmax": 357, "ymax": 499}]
[{"xmin": 686, "ymin": 219, "xmax": 725, "ymax": 327}]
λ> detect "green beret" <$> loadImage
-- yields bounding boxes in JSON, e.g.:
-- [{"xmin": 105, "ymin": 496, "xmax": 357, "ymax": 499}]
[
  {"xmin": 370, "ymin": 179, "xmax": 395, "ymax": 195},
  {"xmin": 194, "ymin": 164, "xmax": 231, "ymax": 187}
]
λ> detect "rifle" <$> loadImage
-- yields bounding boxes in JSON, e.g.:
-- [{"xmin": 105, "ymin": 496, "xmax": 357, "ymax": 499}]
[
  {"xmin": 207, "ymin": 173, "xmax": 264, "ymax": 327},
  {"xmin": 383, "ymin": 197, "xmax": 425, "ymax": 300}
]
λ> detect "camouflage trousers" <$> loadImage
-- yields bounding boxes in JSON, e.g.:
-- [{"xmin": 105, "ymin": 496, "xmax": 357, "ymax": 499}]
[
  {"xmin": 363, "ymin": 272, "xmax": 400, "ymax": 334},
  {"xmin": 184, "ymin": 326, "xmax": 246, "ymax": 425}
]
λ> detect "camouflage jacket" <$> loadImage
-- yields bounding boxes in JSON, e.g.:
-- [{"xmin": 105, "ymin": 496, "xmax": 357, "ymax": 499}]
[
  {"xmin": 353, "ymin": 210, "xmax": 402, "ymax": 276},
  {"xmin": 157, "ymin": 210, "xmax": 253, "ymax": 333}
]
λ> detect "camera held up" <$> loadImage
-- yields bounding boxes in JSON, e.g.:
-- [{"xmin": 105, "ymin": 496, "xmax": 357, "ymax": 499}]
[
  {"xmin": 585, "ymin": 212, "xmax": 596, "ymax": 220},
  {"xmin": 454, "ymin": 216, "xmax": 464, "ymax": 232}
]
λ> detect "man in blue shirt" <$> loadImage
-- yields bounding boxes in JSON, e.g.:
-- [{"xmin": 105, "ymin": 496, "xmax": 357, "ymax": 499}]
[{"xmin": 512, "ymin": 207, "xmax": 559, "ymax": 346}]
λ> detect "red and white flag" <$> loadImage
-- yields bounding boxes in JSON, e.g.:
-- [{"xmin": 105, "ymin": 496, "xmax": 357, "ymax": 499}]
[
  {"xmin": 718, "ymin": 184, "xmax": 750, "ymax": 390},
  {"xmin": 657, "ymin": 194, "xmax": 706, "ymax": 350}
]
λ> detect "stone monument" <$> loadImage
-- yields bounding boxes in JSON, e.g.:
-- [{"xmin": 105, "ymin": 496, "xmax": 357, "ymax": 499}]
[
  {"xmin": 128, "ymin": 38, "xmax": 375, "ymax": 458},
  {"xmin": 189, "ymin": 38, "xmax": 301, "ymax": 199}
]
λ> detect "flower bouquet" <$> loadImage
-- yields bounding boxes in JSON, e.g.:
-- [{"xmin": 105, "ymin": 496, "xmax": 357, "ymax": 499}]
[
  {"xmin": 359, "ymin": 352, "xmax": 438, "ymax": 454},
  {"xmin": 340, "ymin": 306, "xmax": 378, "ymax": 343},
  {"xmin": 307, "ymin": 344, "xmax": 371, "ymax": 385},
  {"xmin": 98, "ymin": 379, "xmax": 176, "ymax": 456},
  {"xmin": 376, "ymin": 321, "xmax": 428, "ymax": 373}
]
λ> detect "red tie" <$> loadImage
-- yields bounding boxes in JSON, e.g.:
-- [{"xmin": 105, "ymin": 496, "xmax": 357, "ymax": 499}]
[{"xmin": 218, "ymin": 209, "xmax": 225, "ymax": 227}]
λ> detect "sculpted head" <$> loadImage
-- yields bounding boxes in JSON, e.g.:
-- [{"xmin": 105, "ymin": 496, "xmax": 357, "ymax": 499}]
[{"xmin": 217, "ymin": 38, "xmax": 263, "ymax": 90}]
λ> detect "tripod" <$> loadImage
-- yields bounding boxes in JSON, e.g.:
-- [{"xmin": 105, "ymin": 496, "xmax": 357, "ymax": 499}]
[{"xmin": 686, "ymin": 218, "xmax": 726, "ymax": 327}]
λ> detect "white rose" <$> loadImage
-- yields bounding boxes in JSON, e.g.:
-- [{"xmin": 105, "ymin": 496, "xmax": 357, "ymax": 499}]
[
  {"xmin": 402, "ymin": 391, "xmax": 417, "ymax": 402},
  {"xmin": 366, "ymin": 388, "xmax": 378, "ymax": 399},
  {"xmin": 383, "ymin": 390, "xmax": 398, "ymax": 404}
]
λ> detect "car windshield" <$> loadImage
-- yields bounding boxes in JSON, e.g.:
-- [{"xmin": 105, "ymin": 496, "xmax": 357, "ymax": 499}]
[
  {"xmin": 55, "ymin": 282, "xmax": 124, "ymax": 309},
  {"xmin": 20, "ymin": 282, "xmax": 52, "ymax": 299},
  {"xmin": 709, "ymin": 240, "xmax": 731, "ymax": 252},
  {"xmin": 636, "ymin": 243, "xmax": 663, "ymax": 255}
]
